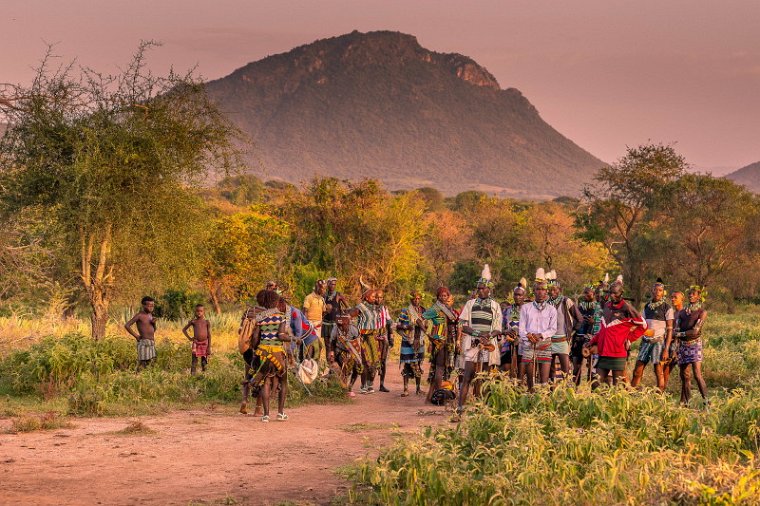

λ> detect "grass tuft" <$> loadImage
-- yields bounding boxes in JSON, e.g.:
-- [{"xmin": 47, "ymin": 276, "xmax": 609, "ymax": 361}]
[{"xmin": 8, "ymin": 411, "xmax": 73, "ymax": 433}]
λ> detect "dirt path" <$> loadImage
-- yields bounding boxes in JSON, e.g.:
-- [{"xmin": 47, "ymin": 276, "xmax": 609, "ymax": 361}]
[{"xmin": 0, "ymin": 374, "xmax": 448, "ymax": 506}]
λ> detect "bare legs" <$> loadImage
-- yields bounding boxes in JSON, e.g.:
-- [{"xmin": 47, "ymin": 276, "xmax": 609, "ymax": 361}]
[{"xmin": 680, "ymin": 362, "xmax": 708, "ymax": 405}]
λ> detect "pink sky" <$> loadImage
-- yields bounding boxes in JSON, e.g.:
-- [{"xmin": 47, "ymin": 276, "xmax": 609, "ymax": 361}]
[{"xmin": 3, "ymin": 0, "xmax": 759, "ymax": 172}]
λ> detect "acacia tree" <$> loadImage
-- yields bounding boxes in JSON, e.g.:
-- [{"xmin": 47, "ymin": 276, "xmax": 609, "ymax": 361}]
[
  {"xmin": 0, "ymin": 44, "xmax": 241, "ymax": 338},
  {"xmin": 578, "ymin": 144, "xmax": 686, "ymax": 303}
]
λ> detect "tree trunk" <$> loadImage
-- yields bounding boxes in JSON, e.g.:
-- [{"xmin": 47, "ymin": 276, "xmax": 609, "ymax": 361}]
[
  {"xmin": 81, "ymin": 224, "xmax": 113, "ymax": 340},
  {"xmin": 206, "ymin": 278, "xmax": 222, "ymax": 315},
  {"xmin": 90, "ymin": 291, "xmax": 109, "ymax": 341},
  {"xmin": 210, "ymin": 288, "xmax": 222, "ymax": 315}
]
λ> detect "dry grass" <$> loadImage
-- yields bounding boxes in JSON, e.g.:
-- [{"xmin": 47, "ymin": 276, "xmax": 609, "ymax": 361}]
[
  {"xmin": 8, "ymin": 411, "xmax": 74, "ymax": 433},
  {"xmin": 113, "ymin": 420, "xmax": 155, "ymax": 435}
]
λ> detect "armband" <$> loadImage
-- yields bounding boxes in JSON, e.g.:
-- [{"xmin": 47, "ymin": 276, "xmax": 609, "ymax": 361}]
[{"xmin": 472, "ymin": 330, "xmax": 481, "ymax": 338}]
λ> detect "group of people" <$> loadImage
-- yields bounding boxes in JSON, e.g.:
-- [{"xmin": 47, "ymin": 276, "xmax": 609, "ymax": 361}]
[
  {"xmin": 224, "ymin": 266, "xmax": 708, "ymax": 422},
  {"xmin": 123, "ymin": 266, "xmax": 709, "ymax": 423}
]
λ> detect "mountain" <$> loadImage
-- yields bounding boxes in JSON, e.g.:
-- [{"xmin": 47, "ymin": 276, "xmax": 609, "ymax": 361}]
[
  {"xmin": 205, "ymin": 30, "xmax": 604, "ymax": 198},
  {"xmin": 726, "ymin": 161, "xmax": 760, "ymax": 193}
]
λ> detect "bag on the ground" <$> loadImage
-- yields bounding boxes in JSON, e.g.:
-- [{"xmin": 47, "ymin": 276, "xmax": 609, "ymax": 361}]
[{"xmin": 297, "ymin": 358, "xmax": 319, "ymax": 385}]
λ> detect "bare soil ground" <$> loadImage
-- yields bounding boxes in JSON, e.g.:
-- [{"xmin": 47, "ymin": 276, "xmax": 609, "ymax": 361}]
[{"xmin": 0, "ymin": 374, "xmax": 447, "ymax": 506}]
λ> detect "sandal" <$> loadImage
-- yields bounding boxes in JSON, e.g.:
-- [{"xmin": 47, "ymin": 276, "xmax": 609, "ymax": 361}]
[
  {"xmin": 277, "ymin": 412, "xmax": 288, "ymax": 421},
  {"xmin": 401, "ymin": 391, "xmax": 410, "ymax": 397},
  {"xmin": 261, "ymin": 415, "xmax": 270, "ymax": 423}
]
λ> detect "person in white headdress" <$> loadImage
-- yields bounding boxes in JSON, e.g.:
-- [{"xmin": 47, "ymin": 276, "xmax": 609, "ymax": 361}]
[
  {"xmin": 518, "ymin": 269, "xmax": 558, "ymax": 391},
  {"xmin": 454, "ymin": 265, "xmax": 503, "ymax": 420}
]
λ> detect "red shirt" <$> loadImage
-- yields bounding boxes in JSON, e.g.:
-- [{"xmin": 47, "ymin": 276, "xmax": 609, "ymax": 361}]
[{"xmin": 590, "ymin": 317, "xmax": 647, "ymax": 358}]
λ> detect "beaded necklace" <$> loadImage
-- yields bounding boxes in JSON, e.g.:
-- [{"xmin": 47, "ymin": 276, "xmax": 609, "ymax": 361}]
[{"xmin": 686, "ymin": 302, "xmax": 702, "ymax": 314}]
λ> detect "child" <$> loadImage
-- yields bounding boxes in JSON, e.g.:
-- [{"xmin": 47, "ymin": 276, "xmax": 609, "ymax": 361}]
[
  {"xmin": 183, "ymin": 304, "xmax": 212, "ymax": 375},
  {"xmin": 125, "ymin": 296, "xmax": 158, "ymax": 370}
]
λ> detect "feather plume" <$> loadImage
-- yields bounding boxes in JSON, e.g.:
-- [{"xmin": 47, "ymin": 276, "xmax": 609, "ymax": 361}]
[
  {"xmin": 615, "ymin": 274, "xmax": 624, "ymax": 285},
  {"xmin": 519, "ymin": 277, "xmax": 527, "ymax": 289},
  {"xmin": 481, "ymin": 264, "xmax": 492, "ymax": 282},
  {"xmin": 547, "ymin": 270, "xmax": 557, "ymax": 281},
  {"xmin": 603, "ymin": 273, "xmax": 610, "ymax": 284},
  {"xmin": 535, "ymin": 268, "xmax": 546, "ymax": 281}
]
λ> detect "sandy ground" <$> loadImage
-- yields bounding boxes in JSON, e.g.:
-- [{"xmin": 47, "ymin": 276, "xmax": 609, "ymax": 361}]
[{"xmin": 0, "ymin": 374, "xmax": 448, "ymax": 506}]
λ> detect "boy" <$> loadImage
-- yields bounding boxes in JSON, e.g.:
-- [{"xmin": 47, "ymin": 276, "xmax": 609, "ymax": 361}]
[
  {"xmin": 125, "ymin": 296, "xmax": 158, "ymax": 369},
  {"xmin": 183, "ymin": 304, "xmax": 212, "ymax": 375}
]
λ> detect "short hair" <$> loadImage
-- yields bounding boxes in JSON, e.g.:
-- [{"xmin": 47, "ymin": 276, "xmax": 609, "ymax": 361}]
[
  {"xmin": 195, "ymin": 304, "xmax": 204, "ymax": 308},
  {"xmin": 141, "ymin": 296, "xmax": 155, "ymax": 305}
]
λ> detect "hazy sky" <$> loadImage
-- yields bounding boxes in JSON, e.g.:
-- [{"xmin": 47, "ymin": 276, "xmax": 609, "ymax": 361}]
[{"xmin": 3, "ymin": 0, "xmax": 759, "ymax": 171}]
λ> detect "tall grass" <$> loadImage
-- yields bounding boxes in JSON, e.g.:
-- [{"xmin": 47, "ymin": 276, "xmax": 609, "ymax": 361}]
[
  {"xmin": 351, "ymin": 381, "xmax": 760, "ymax": 505},
  {"xmin": 349, "ymin": 306, "xmax": 760, "ymax": 505},
  {"xmin": 0, "ymin": 333, "xmax": 345, "ymax": 417}
]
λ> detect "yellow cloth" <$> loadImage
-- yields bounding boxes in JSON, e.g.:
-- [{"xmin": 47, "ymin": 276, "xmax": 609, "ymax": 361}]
[{"xmin": 303, "ymin": 292, "xmax": 325, "ymax": 323}]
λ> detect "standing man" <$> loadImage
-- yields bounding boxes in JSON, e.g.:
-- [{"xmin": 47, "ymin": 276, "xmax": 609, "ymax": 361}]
[
  {"xmin": 546, "ymin": 271, "xmax": 580, "ymax": 382},
  {"xmin": 303, "ymin": 280, "xmax": 327, "ymax": 363},
  {"xmin": 519, "ymin": 269, "xmax": 558, "ymax": 391},
  {"xmin": 662, "ymin": 291, "xmax": 684, "ymax": 388},
  {"xmin": 668, "ymin": 287, "xmax": 708, "ymax": 406},
  {"xmin": 375, "ymin": 290, "xmax": 394, "ymax": 393},
  {"xmin": 631, "ymin": 280, "xmax": 674, "ymax": 391},
  {"xmin": 501, "ymin": 281, "xmax": 527, "ymax": 376},
  {"xmin": 455, "ymin": 265, "xmax": 502, "ymax": 420},
  {"xmin": 322, "ymin": 277, "xmax": 346, "ymax": 353},
  {"xmin": 125, "ymin": 296, "xmax": 158, "ymax": 370},
  {"xmin": 572, "ymin": 286, "xmax": 601, "ymax": 385},
  {"xmin": 396, "ymin": 291, "xmax": 427, "ymax": 396},
  {"xmin": 591, "ymin": 280, "xmax": 643, "ymax": 386},
  {"xmin": 349, "ymin": 281, "xmax": 382, "ymax": 394}
]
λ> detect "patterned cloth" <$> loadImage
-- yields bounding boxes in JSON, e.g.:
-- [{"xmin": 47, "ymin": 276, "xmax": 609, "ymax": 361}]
[
  {"xmin": 423, "ymin": 302, "xmax": 458, "ymax": 383},
  {"xmin": 331, "ymin": 325, "xmax": 363, "ymax": 384},
  {"xmin": 137, "ymin": 339, "xmax": 156, "ymax": 361},
  {"xmin": 398, "ymin": 305, "xmax": 425, "ymax": 365},
  {"xmin": 360, "ymin": 329, "xmax": 383, "ymax": 369},
  {"xmin": 256, "ymin": 309, "xmax": 285, "ymax": 341},
  {"xmin": 191, "ymin": 340, "xmax": 209, "ymax": 358},
  {"xmin": 677, "ymin": 339, "xmax": 703, "ymax": 365},
  {"xmin": 637, "ymin": 340, "xmax": 664, "ymax": 364},
  {"xmin": 459, "ymin": 297, "xmax": 502, "ymax": 364},
  {"xmin": 355, "ymin": 302, "xmax": 380, "ymax": 330},
  {"xmin": 550, "ymin": 335, "xmax": 570, "ymax": 355},
  {"xmin": 502, "ymin": 304, "xmax": 521, "ymax": 354},
  {"xmin": 521, "ymin": 338, "xmax": 553, "ymax": 363}
]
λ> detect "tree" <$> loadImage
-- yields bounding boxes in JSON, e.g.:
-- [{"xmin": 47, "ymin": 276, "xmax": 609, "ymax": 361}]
[
  {"xmin": 0, "ymin": 44, "xmax": 241, "ymax": 338},
  {"xmin": 276, "ymin": 177, "xmax": 428, "ymax": 305},
  {"xmin": 202, "ymin": 210, "xmax": 290, "ymax": 313},
  {"xmin": 578, "ymin": 144, "xmax": 686, "ymax": 303},
  {"xmin": 664, "ymin": 175, "xmax": 760, "ymax": 288}
]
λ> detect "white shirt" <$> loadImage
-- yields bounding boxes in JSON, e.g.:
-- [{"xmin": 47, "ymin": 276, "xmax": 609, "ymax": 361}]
[{"xmin": 519, "ymin": 301, "xmax": 558, "ymax": 348}]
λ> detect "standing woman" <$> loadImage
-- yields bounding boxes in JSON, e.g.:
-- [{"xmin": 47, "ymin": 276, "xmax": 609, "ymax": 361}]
[
  {"xmin": 250, "ymin": 290, "xmax": 297, "ymax": 422},
  {"xmin": 668, "ymin": 287, "xmax": 709, "ymax": 406},
  {"xmin": 423, "ymin": 287, "xmax": 459, "ymax": 403}
]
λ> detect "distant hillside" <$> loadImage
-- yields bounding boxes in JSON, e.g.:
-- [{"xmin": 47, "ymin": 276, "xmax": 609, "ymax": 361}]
[
  {"xmin": 726, "ymin": 161, "xmax": 760, "ymax": 193},
  {"xmin": 205, "ymin": 30, "xmax": 603, "ymax": 198}
]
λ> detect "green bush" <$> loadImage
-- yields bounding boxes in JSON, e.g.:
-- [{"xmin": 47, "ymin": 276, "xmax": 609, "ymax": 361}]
[
  {"xmin": 0, "ymin": 333, "xmax": 347, "ymax": 416},
  {"xmin": 157, "ymin": 289, "xmax": 206, "ymax": 320}
]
